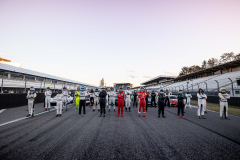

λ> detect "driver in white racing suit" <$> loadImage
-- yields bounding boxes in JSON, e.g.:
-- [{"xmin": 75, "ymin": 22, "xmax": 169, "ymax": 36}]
[
  {"xmin": 108, "ymin": 87, "xmax": 116, "ymax": 112},
  {"xmin": 125, "ymin": 86, "xmax": 132, "ymax": 112},
  {"xmin": 62, "ymin": 86, "xmax": 68, "ymax": 109},
  {"xmin": 218, "ymin": 88, "xmax": 230, "ymax": 120},
  {"xmin": 185, "ymin": 90, "xmax": 192, "ymax": 108},
  {"xmin": 93, "ymin": 88, "xmax": 100, "ymax": 111},
  {"xmin": 197, "ymin": 88, "xmax": 207, "ymax": 119},
  {"xmin": 44, "ymin": 86, "xmax": 52, "ymax": 111},
  {"xmin": 26, "ymin": 86, "xmax": 37, "ymax": 117}
]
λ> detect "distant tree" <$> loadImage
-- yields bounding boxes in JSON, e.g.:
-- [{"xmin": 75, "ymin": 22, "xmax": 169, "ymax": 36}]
[
  {"xmin": 195, "ymin": 65, "xmax": 201, "ymax": 70},
  {"xmin": 201, "ymin": 60, "xmax": 207, "ymax": 69},
  {"xmin": 207, "ymin": 58, "xmax": 218, "ymax": 67},
  {"xmin": 234, "ymin": 53, "xmax": 240, "ymax": 60},
  {"xmin": 220, "ymin": 52, "xmax": 235, "ymax": 63}
]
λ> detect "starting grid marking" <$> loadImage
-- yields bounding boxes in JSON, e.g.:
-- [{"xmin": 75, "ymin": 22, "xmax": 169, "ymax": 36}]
[
  {"xmin": 0, "ymin": 108, "xmax": 56, "ymax": 127},
  {"xmin": 0, "ymin": 109, "xmax": 6, "ymax": 114}
]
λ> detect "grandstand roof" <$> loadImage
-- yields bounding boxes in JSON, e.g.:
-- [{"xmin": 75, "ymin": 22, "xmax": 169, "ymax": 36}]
[
  {"xmin": 175, "ymin": 59, "xmax": 240, "ymax": 81},
  {"xmin": 141, "ymin": 75, "xmax": 176, "ymax": 85},
  {"xmin": 0, "ymin": 63, "xmax": 97, "ymax": 87}
]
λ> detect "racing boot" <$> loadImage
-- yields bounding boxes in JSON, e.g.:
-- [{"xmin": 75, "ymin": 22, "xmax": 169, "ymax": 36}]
[
  {"xmin": 158, "ymin": 115, "xmax": 160, "ymax": 118},
  {"xmin": 129, "ymin": 108, "xmax": 131, "ymax": 112},
  {"xmin": 138, "ymin": 114, "xmax": 140, "ymax": 117},
  {"xmin": 202, "ymin": 115, "xmax": 206, "ymax": 119},
  {"xmin": 60, "ymin": 114, "xmax": 62, "ymax": 117},
  {"xmin": 182, "ymin": 116, "xmax": 185, "ymax": 119},
  {"xmin": 178, "ymin": 115, "xmax": 180, "ymax": 119},
  {"xmin": 162, "ymin": 115, "xmax": 166, "ymax": 118},
  {"xmin": 109, "ymin": 109, "xmax": 110, "ymax": 112},
  {"xmin": 143, "ymin": 115, "xmax": 146, "ymax": 117},
  {"xmin": 93, "ymin": 109, "xmax": 95, "ymax": 112},
  {"xmin": 103, "ymin": 114, "xmax": 105, "ymax": 117},
  {"xmin": 125, "ymin": 108, "xmax": 127, "ymax": 112},
  {"xmin": 220, "ymin": 116, "xmax": 223, "ymax": 119},
  {"xmin": 118, "ymin": 114, "xmax": 119, "ymax": 117},
  {"xmin": 114, "ymin": 109, "xmax": 116, "ymax": 112},
  {"xmin": 122, "ymin": 114, "xmax": 124, "ymax": 117},
  {"xmin": 26, "ymin": 114, "xmax": 31, "ymax": 117},
  {"xmin": 99, "ymin": 114, "xmax": 102, "ymax": 117},
  {"xmin": 198, "ymin": 116, "xmax": 201, "ymax": 119},
  {"xmin": 56, "ymin": 115, "xmax": 58, "ymax": 117},
  {"xmin": 226, "ymin": 117, "xmax": 230, "ymax": 120},
  {"xmin": 45, "ymin": 108, "xmax": 47, "ymax": 111}
]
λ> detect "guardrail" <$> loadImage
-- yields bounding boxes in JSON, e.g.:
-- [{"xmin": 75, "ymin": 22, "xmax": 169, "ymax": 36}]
[{"xmin": 171, "ymin": 92, "xmax": 240, "ymax": 107}]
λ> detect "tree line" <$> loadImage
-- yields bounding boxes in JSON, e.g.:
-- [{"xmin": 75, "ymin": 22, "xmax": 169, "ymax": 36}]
[{"xmin": 178, "ymin": 52, "xmax": 240, "ymax": 77}]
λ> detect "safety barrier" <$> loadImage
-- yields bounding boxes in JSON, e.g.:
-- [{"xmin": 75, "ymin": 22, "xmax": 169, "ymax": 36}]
[
  {"xmin": 191, "ymin": 95, "xmax": 240, "ymax": 107},
  {"xmin": 0, "ymin": 93, "xmax": 57, "ymax": 109},
  {"xmin": 169, "ymin": 92, "xmax": 240, "ymax": 107}
]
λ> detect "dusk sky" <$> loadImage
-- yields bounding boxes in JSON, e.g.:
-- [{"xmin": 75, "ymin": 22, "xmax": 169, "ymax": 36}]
[{"xmin": 0, "ymin": 0, "xmax": 240, "ymax": 87}]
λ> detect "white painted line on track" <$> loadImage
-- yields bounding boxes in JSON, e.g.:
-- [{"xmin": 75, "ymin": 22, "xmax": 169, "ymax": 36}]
[
  {"xmin": 0, "ymin": 108, "xmax": 56, "ymax": 127},
  {"xmin": 0, "ymin": 109, "xmax": 6, "ymax": 114}
]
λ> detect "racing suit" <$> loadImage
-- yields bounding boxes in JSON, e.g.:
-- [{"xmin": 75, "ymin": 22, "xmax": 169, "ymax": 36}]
[
  {"xmin": 89, "ymin": 91, "xmax": 95, "ymax": 106},
  {"xmin": 165, "ymin": 92, "xmax": 171, "ymax": 107},
  {"xmin": 138, "ymin": 91, "xmax": 147, "ymax": 117},
  {"xmin": 62, "ymin": 90, "xmax": 68, "ymax": 108},
  {"xmin": 109, "ymin": 91, "xmax": 116, "ymax": 110},
  {"xmin": 185, "ymin": 93, "xmax": 192, "ymax": 108},
  {"xmin": 158, "ymin": 93, "xmax": 166, "ymax": 117},
  {"xmin": 125, "ymin": 89, "xmax": 132, "ymax": 111},
  {"xmin": 155, "ymin": 91, "xmax": 158, "ymax": 106},
  {"xmin": 151, "ymin": 92, "xmax": 156, "ymax": 108},
  {"xmin": 79, "ymin": 91, "xmax": 87, "ymax": 115},
  {"xmin": 106, "ymin": 92, "xmax": 109, "ymax": 108},
  {"xmin": 133, "ymin": 91, "xmax": 138, "ymax": 107},
  {"xmin": 44, "ymin": 90, "xmax": 52, "ymax": 109},
  {"xmin": 99, "ymin": 91, "xmax": 107, "ymax": 116},
  {"xmin": 75, "ymin": 91, "xmax": 80, "ymax": 110},
  {"xmin": 56, "ymin": 93, "xmax": 64, "ymax": 115},
  {"xmin": 117, "ymin": 92, "xmax": 125, "ymax": 116},
  {"xmin": 145, "ymin": 92, "xmax": 149, "ymax": 111},
  {"xmin": 27, "ymin": 91, "xmax": 37, "ymax": 116},
  {"xmin": 218, "ymin": 92, "xmax": 230, "ymax": 118},
  {"xmin": 197, "ymin": 93, "xmax": 207, "ymax": 117},
  {"xmin": 94, "ymin": 91, "xmax": 100, "ymax": 111},
  {"xmin": 177, "ymin": 93, "xmax": 185, "ymax": 117}
]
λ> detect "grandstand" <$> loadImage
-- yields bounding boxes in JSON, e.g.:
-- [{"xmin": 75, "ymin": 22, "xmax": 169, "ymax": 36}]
[
  {"xmin": 0, "ymin": 63, "xmax": 97, "ymax": 93},
  {"xmin": 145, "ymin": 60, "xmax": 240, "ymax": 97}
]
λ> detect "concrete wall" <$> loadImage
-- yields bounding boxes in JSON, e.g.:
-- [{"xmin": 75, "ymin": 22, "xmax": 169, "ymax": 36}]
[{"xmin": 0, "ymin": 93, "xmax": 57, "ymax": 109}]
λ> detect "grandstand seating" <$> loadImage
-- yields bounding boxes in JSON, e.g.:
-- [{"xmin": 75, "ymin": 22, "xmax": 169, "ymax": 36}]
[{"xmin": 147, "ymin": 71, "xmax": 240, "ymax": 97}]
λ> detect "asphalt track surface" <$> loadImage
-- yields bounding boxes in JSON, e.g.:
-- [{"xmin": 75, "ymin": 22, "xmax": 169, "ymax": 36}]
[{"xmin": 0, "ymin": 103, "xmax": 240, "ymax": 160}]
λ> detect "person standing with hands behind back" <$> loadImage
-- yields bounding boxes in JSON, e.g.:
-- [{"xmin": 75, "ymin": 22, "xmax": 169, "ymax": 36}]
[
  {"xmin": 177, "ymin": 89, "xmax": 185, "ymax": 119},
  {"xmin": 117, "ymin": 87, "xmax": 125, "ymax": 117},
  {"xmin": 99, "ymin": 87, "xmax": 107, "ymax": 117},
  {"xmin": 158, "ymin": 89, "xmax": 166, "ymax": 118}
]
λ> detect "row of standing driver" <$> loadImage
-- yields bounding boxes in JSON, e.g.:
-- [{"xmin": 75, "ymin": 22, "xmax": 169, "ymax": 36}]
[
  {"xmin": 26, "ymin": 86, "xmax": 70, "ymax": 117},
  {"xmin": 26, "ymin": 86, "xmax": 230, "ymax": 120}
]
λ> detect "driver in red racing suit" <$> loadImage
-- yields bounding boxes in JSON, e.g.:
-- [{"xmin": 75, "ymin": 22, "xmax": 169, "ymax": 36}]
[
  {"xmin": 138, "ymin": 87, "xmax": 147, "ymax": 117},
  {"xmin": 117, "ymin": 87, "xmax": 125, "ymax": 117}
]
